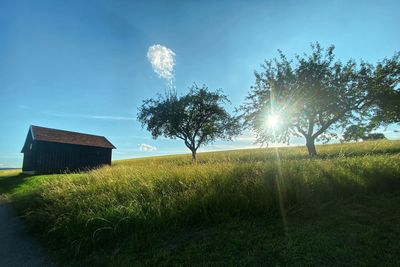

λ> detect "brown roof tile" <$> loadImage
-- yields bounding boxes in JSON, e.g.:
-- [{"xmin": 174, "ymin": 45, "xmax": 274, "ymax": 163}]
[{"xmin": 30, "ymin": 125, "xmax": 115, "ymax": 149}]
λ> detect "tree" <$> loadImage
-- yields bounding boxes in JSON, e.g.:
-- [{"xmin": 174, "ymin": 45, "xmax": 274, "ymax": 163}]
[
  {"xmin": 240, "ymin": 43, "xmax": 399, "ymax": 156},
  {"xmin": 342, "ymin": 125, "xmax": 368, "ymax": 142},
  {"xmin": 364, "ymin": 133, "xmax": 386, "ymax": 140},
  {"xmin": 137, "ymin": 85, "xmax": 240, "ymax": 161},
  {"xmin": 367, "ymin": 52, "xmax": 400, "ymax": 128}
]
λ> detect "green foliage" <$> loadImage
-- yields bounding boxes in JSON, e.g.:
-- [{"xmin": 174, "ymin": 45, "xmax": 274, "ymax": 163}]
[
  {"xmin": 367, "ymin": 52, "xmax": 400, "ymax": 127},
  {"xmin": 364, "ymin": 133, "xmax": 386, "ymax": 140},
  {"xmin": 341, "ymin": 126, "xmax": 387, "ymax": 143},
  {"xmin": 342, "ymin": 125, "xmax": 368, "ymax": 142},
  {"xmin": 240, "ymin": 43, "xmax": 399, "ymax": 156},
  {"xmin": 137, "ymin": 84, "xmax": 240, "ymax": 160},
  {"xmin": 1, "ymin": 141, "xmax": 400, "ymax": 265}
]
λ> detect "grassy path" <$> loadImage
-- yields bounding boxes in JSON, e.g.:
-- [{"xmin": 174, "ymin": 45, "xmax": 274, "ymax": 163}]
[{"xmin": 0, "ymin": 196, "xmax": 54, "ymax": 267}]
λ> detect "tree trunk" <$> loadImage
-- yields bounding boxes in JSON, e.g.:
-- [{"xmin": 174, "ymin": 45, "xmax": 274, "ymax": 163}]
[
  {"xmin": 306, "ymin": 137, "xmax": 317, "ymax": 157},
  {"xmin": 191, "ymin": 149, "xmax": 197, "ymax": 163}
]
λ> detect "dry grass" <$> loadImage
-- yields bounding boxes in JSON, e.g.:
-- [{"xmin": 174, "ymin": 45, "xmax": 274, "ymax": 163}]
[{"xmin": 1, "ymin": 140, "xmax": 400, "ymax": 266}]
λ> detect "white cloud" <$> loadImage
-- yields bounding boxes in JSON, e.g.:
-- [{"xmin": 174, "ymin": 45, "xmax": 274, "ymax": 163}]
[
  {"xmin": 147, "ymin": 44, "xmax": 176, "ymax": 85},
  {"xmin": 110, "ymin": 135, "xmax": 151, "ymax": 140},
  {"xmin": 43, "ymin": 111, "xmax": 135, "ymax": 121},
  {"xmin": 234, "ymin": 135, "xmax": 256, "ymax": 142},
  {"xmin": 139, "ymin": 143, "xmax": 157, "ymax": 152},
  {"xmin": 88, "ymin": 115, "xmax": 135, "ymax": 121}
]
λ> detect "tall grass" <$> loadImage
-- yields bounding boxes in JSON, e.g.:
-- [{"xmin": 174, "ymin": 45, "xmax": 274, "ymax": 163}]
[{"xmin": 4, "ymin": 140, "xmax": 400, "ymax": 262}]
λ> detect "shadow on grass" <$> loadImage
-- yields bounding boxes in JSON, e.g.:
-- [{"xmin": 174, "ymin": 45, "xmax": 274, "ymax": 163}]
[{"xmin": 0, "ymin": 172, "xmax": 32, "ymax": 195}]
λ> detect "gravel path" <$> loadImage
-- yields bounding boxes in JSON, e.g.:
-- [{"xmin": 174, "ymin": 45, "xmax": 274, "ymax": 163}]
[{"xmin": 0, "ymin": 196, "xmax": 55, "ymax": 267}]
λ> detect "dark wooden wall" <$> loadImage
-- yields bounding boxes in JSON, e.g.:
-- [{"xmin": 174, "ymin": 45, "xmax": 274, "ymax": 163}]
[
  {"xmin": 23, "ymin": 141, "xmax": 112, "ymax": 174},
  {"xmin": 22, "ymin": 133, "xmax": 35, "ymax": 171}
]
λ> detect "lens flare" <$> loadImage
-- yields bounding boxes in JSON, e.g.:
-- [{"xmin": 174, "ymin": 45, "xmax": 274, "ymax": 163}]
[{"xmin": 267, "ymin": 114, "xmax": 280, "ymax": 129}]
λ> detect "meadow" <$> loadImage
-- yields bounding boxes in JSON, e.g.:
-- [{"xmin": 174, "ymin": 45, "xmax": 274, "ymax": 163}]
[{"xmin": 1, "ymin": 140, "xmax": 400, "ymax": 266}]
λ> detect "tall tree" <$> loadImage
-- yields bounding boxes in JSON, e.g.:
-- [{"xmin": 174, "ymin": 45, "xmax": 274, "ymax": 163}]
[
  {"xmin": 240, "ymin": 43, "xmax": 399, "ymax": 156},
  {"xmin": 138, "ymin": 85, "xmax": 240, "ymax": 161}
]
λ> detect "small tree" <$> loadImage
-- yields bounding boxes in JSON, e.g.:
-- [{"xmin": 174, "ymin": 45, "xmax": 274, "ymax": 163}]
[
  {"xmin": 240, "ymin": 43, "xmax": 399, "ymax": 156},
  {"xmin": 137, "ymin": 85, "xmax": 240, "ymax": 161},
  {"xmin": 342, "ymin": 125, "xmax": 368, "ymax": 142},
  {"xmin": 364, "ymin": 133, "xmax": 386, "ymax": 140}
]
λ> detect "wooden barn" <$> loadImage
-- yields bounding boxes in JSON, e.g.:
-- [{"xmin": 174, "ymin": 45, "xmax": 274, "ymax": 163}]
[{"xmin": 21, "ymin": 125, "xmax": 115, "ymax": 174}]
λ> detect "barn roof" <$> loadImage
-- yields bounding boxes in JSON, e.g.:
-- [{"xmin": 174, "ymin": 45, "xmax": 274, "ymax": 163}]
[{"xmin": 27, "ymin": 125, "xmax": 116, "ymax": 149}]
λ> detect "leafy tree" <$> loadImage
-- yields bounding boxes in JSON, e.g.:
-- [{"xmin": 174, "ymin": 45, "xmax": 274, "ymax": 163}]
[
  {"xmin": 364, "ymin": 133, "xmax": 386, "ymax": 140},
  {"xmin": 342, "ymin": 125, "xmax": 368, "ymax": 142},
  {"xmin": 137, "ymin": 85, "xmax": 240, "ymax": 161},
  {"xmin": 240, "ymin": 43, "xmax": 399, "ymax": 156},
  {"xmin": 367, "ymin": 52, "xmax": 400, "ymax": 128}
]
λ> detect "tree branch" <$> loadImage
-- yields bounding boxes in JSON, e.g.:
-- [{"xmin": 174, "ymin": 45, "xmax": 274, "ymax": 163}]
[
  {"xmin": 195, "ymin": 134, "xmax": 206, "ymax": 150},
  {"xmin": 296, "ymin": 125, "xmax": 308, "ymax": 137},
  {"xmin": 307, "ymin": 114, "xmax": 316, "ymax": 137}
]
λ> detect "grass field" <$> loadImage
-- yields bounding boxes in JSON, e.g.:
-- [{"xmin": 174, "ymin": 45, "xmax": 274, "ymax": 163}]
[{"xmin": 1, "ymin": 140, "xmax": 400, "ymax": 266}]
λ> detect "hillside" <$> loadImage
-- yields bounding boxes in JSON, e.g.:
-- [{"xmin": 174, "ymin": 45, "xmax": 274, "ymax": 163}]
[{"xmin": 1, "ymin": 140, "xmax": 400, "ymax": 266}]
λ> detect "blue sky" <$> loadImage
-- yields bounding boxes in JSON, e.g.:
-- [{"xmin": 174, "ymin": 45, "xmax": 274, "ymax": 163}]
[{"xmin": 0, "ymin": 0, "xmax": 399, "ymax": 167}]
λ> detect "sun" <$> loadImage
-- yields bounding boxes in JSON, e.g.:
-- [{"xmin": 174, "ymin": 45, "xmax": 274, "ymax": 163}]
[{"xmin": 267, "ymin": 114, "xmax": 280, "ymax": 129}]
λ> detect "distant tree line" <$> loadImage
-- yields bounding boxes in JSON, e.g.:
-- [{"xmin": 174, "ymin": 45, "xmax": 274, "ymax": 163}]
[
  {"xmin": 138, "ymin": 43, "xmax": 399, "ymax": 159},
  {"xmin": 342, "ymin": 124, "xmax": 386, "ymax": 142}
]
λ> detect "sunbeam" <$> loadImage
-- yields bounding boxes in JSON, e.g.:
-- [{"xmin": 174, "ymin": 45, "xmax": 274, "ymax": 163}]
[{"xmin": 267, "ymin": 114, "xmax": 280, "ymax": 129}]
